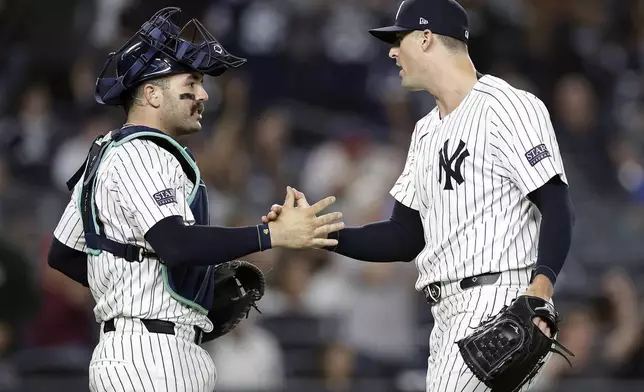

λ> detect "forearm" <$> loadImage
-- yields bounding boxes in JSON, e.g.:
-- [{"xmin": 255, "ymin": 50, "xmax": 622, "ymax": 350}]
[
  {"xmin": 145, "ymin": 216, "xmax": 271, "ymax": 266},
  {"xmin": 47, "ymin": 238, "xmax": 89, "ymax": 287},
  {"xmin": 327, "ymin": 200, "xmax": 425, "ymax": 262},
  {"xmin": 528, "ymin": 177, "xmax": 575, "ymax": 289},
  {"xmin": 327, "ymin": 224, "xmax": 418, "ymax": 262}
]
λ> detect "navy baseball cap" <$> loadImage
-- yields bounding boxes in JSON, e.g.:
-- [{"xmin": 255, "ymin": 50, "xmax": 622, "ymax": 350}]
[{"xmin": 369, "ymin": 0, "xmax": 469, "ymax": 44}]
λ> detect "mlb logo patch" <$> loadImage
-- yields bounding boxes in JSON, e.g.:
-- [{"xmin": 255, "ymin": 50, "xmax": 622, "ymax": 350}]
[
  {"xmin": 153, "ymin": 188, "xmax": 177, "ymax": 206},
  {"xmin": 525, "ymin": 144, "xmax": 551, "ymax": 166}
]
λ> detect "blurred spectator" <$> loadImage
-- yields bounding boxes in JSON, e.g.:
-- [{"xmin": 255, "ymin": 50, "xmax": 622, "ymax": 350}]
[
  {"xmin": 299, "ymin": 140, "xmax": 355, "ymax": 204},
  {"xmin": 0, "ymin": 237, "xmax": 39, "ymax": 391},
  {"xmin": 260, "ymin": 250, "xmax": 315, "ymax": 316},
  {"xmin": 317, "ymin": 340, "xmax": 393, "ymax": 392},
  {"xmin": 341, "ymin": 262, "xmax": 417, "ymax": 365},
  {"xmin": 551, "ymin": 73, "xmax": 623, "ymax": 198},
  {"xmin": 611, "ymin": 136, "xmax": 644, "ymax": 203},
  {"xmin": 321, "ymin": 342, "xmax": 355, "ymax": 392},
  {"xmin": 533, "ymin": 268, "xmax": 643, "ymax": 390},
  {"xmin": 0, "ymin": 82, "xmax": 62, "ymax": 188},
  {"xmin": 299, "ymin": 134, "xmax": 403, "ymax": 222},
  {"xmin": 204, "ymin": 316, "xmax": 285, "ymax": 391},
  {"xmin": 50, "ymin": 111, "xmax": 113, "ymax": 193},
  {"xmin": 302, "ymin": 245, "xmax": 417, "ymax": 365},
  {"xmin": 0, "ymin": 159, "xmax": 9, "ymax": 196},
  {"xmin": 248, "ymin": 106, "xmax": 292, "ymax": 204},
  {"xmin": 301, "ymin": 253, "xmax": 355, "ymax": 318},
  {"xmin": 196, "ymin": 76, "xmax": 253, "ymax": 225},
  {"xmin": 23, "ymin": 236, "xmax": 94, "ymax": 349},
  {"xmin": 63, "ymin": 56, "xmax": 103, "ymax": 122},
  {"xmin": 90, "ymin": 0, "xmax": 134, "ymax": 49}
]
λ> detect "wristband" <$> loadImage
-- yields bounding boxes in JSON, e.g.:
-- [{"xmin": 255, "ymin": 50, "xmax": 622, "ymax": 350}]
[{"xmin": 256, "ymin": 223, "xmax": 272, "ymax": 251}]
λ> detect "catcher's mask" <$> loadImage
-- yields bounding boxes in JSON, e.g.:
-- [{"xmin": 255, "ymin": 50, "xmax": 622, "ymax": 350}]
[{"xmin": 95, "ymin": 7, "xmax": 246, "ymax": 106}]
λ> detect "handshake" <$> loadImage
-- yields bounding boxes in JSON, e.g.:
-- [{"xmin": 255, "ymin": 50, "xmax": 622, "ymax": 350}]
[{"xmin": 260, "ymin": 186, "xmax": 344, "ymax": 249}]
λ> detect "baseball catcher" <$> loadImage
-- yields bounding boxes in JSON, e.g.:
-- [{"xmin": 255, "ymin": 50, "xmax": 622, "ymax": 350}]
[
  {"xmin": 47, "ymin": 5, "xmax": 343, "ymax": 392},
  {"xmin": 457, "ymin": 295, "xmax": 574, "ymax": 392}
]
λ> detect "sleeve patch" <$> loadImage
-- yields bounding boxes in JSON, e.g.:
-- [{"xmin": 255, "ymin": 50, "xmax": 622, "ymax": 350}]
[
  {"xmin": 153, "ymin": 188, "xmax": 177, "ymax": 206},
  {"xmin": 525, "ymin": 144, "xmax": 551, "ymax": 166}
]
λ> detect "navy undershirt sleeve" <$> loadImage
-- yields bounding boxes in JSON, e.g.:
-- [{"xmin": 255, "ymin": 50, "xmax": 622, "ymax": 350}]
[
  {"xmin": 527, "ymin": 176, "xmax": 575, "ymax": 285},
  {"xmin": 47, "ymin": 238, "xmax": 89, "ymax": 287},
  {"xmin": 47, "ymin": 218, "xmax": 272, "ymax": 278},
  {"xmin": 144, "ymin": 216, "xmax": 271, "ymax": 267},
  {"xmin": 326, "ymin": 200, "xmax": 425, "ymax": 262}
]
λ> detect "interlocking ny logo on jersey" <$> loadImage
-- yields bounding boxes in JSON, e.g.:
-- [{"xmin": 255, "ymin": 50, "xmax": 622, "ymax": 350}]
[{"xmin": 438, "ymin": 139, "xmax": 470, "ymax": 190}]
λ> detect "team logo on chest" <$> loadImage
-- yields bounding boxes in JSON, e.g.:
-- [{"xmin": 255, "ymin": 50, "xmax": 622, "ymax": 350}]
[{"xmin": 438, "ymin": 139, "xmax": 470, "ymax": 190}]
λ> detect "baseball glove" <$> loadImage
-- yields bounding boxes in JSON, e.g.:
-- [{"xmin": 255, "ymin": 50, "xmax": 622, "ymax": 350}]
[
  {"xmin": 456, "ymin": 295, "xmax": 574, "ymax": 392},
  {"xmin": 201, "ymin": 260, "xmax": 265, "ymax": 344}
]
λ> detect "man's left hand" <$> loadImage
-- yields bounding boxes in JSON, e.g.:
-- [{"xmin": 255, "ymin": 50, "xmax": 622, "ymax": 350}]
[{"xmin": 525, "ymin": 274, "xmax": 555, "ymax": 337}]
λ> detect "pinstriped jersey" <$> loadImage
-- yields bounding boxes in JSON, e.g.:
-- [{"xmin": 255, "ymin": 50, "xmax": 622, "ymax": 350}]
[
  {"xmin": 53, "ymin": 129, "xmax": 213, "ymax": 332},
  {"xmin": 391, "ymin": 74, "xmax": 568, "ymax": 291}
]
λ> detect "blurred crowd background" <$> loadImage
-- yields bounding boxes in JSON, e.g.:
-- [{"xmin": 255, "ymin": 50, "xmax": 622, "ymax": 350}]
[{"xmin": 1, "ymin": 0, "xmax": 644, "ymax": 391}]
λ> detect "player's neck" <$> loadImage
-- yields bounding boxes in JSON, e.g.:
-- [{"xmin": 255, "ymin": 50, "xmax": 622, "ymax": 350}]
[
  {"xmin": 124, "ymin": 113, "xmax": 177, "ymax": 138},
  {"xmin": 430, "ymin": 58, "xmax": 478, "ymax": 120}
]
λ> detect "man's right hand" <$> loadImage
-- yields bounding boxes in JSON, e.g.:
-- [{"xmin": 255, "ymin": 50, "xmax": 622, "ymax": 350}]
[
  {"xmin": 260, "ymin": 189, "xmax": 310, "ymax": 222},
  {"xmin": 268, "ymin": 187, "xmax": 344, "ymax": 249}
]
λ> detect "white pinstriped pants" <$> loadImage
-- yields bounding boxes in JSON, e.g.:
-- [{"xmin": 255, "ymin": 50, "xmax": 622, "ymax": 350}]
[
  {"xmin": 89, "ymin": 318, "xmax": 216, "ymax": 392},
  {"xmin": 425, "ymin": 268, "xmax": 545, "ymax": 392}
]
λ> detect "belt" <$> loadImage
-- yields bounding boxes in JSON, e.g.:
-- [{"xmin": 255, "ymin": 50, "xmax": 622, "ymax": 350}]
[
  {"xmin": 103, "ymin": 319, "xmax": 204, "ymax": 345},
  {"xmin": 423, "ymin": 272, "xmax": 501, "ymax": 305}
]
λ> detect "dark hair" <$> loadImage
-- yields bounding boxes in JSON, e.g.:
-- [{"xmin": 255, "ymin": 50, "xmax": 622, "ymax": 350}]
[
  {"xmin": 122, "ymin": 77, "xmax": 170, "ymax": 114},
  {"xmin": 435, "ymin": 34, "xmax": 467, "ymax": 53}
]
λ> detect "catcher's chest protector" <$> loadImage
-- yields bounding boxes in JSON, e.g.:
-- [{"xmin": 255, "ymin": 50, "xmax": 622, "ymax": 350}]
[{"xmin": 68, "ymin": 125, "xmax": 216, "ymax": 314}]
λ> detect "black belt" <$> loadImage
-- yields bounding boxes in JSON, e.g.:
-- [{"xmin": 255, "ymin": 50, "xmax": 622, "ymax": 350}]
[
  {"xmin": 103, "ymin": 319, "xmax": 204, "ymax": 345},
  {"xmin": 423, "ymin": 272, "xmax": 501, "ymax": 304}
]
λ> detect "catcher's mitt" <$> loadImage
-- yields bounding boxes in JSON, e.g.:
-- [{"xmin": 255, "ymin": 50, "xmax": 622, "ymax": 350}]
[
  {"xmin": 201, "ymin": 260, "xmax": 265, "ymax": 344},
  {"xmin": 456, "ymin": 295, "xmax": 574, "ymax": 392}
]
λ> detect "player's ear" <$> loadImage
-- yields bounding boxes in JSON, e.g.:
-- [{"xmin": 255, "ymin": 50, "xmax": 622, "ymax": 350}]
[
  {"xmin": 143, "ymin": 83, "xmax": 162, "ymax": 109},
  {"xmin": 421, "ymin": 30, "xmax": 433, "ymax": 51}
]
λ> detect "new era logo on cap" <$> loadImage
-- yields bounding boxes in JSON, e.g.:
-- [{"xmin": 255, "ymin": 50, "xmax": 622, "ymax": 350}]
[{"xmin": 419, "ymin": 17, "xmax": 429, "ymax": 25}]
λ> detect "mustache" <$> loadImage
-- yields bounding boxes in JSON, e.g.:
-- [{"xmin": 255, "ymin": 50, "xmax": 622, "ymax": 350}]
[
  {"xmin": 179, "ymin": 93, "xmax": 195, "ymax": 100},
  {"xmin": 179, "ymin": 93, "xmax": 204, "ymax": 116},
  {"xmin": 190, "ymin": 102, "xmax": 204, "ymax": 116}
]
